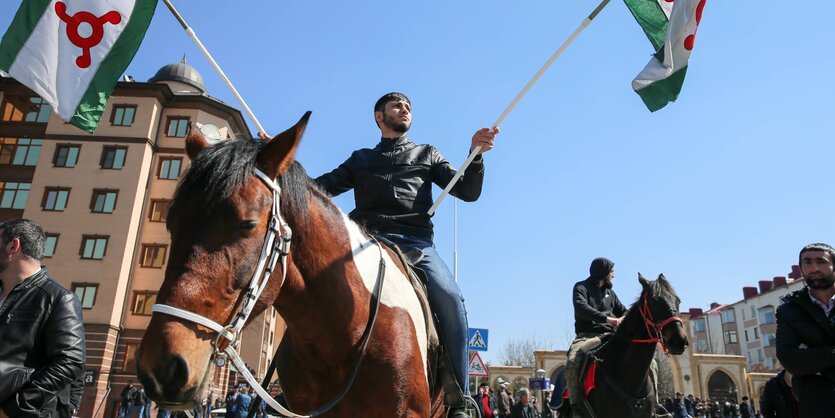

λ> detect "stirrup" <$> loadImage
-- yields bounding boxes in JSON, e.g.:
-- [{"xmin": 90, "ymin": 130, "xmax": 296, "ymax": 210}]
[
  {"xmin": 446, "ymin": 395, "xmax": 480, "ymax": 418},
  {"xmin": 653, "ymin": 404, "xmax": 672, "ymax": 418}
]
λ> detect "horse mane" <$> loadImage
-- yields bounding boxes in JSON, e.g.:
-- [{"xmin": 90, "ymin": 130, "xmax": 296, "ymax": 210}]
[
  {"xmin": 638, "ymin": 276, "xmax": 679, "ymax": 304},
  {"xmin": 621, "ymin": 276, "xmax": 680, "ymax": 332},
  {"xmin": 168, "ymin": 138, "xmax": 315, "ymax": 227}
]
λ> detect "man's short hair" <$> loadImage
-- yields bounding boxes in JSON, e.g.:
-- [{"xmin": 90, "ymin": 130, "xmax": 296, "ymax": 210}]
[
  {"xmin": 742, "ymin": 396, "xmax": 748, "ymax": 401},
  {"xmin": 374, "ymin": 92, "xmax": 411, "ymax": 114},
  {"xmin": 0, "ymin": 219, "xmax": 45, "ymax": 261},
  {"xmin": 479, "ymin": 382, "xmax": 489, "ymax": 388},
  {"xmin": 799, "ymin": 243, "xmax": 835, "ymax": 265}
]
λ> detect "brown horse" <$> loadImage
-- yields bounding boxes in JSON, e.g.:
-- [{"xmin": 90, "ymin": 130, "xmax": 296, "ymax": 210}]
[{"xmin": 135, "ymin": 113, "xmax": 447, "ymax": 417}]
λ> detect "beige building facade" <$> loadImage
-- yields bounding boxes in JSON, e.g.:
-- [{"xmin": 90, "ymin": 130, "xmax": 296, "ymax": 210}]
[{"xmin": 0, "ymin": 62, "xmax": 285, "ymax": 418}]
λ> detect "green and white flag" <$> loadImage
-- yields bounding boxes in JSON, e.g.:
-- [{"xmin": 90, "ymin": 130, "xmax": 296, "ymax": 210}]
[
  {"xmin": 624, "ymin": 0, "xmax": 708, "ymax": 111},
  {"xmin": 0, "ymin": 0, "xmax": 157, "ymax": 132}
]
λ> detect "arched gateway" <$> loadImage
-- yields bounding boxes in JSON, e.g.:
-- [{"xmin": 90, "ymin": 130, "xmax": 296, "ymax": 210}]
[{"xmin": 707, "ymin": 370, "xmax": 738, "ymax": 401}]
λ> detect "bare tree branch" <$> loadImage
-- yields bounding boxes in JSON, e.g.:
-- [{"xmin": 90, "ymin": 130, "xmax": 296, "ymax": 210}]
[{"xmin": 497, "ymin": 335, "xmax": 558, "ymax": 367}]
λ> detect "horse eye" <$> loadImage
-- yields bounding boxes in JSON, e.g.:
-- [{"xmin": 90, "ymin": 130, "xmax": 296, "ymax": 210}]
[{"xmin": 240, "ymin": 221, "xmax": 257, "ymax": 231}]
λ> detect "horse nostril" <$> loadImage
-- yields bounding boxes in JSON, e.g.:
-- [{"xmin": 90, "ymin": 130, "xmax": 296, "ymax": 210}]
[{"xmin": 158, "ymin": 354, "xmax": 190, "ymax": 399}]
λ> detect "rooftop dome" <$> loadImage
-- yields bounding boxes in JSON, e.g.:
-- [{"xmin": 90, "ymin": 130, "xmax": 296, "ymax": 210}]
[{"xmin": 149, "ymin": 57, "xmax": 206, "ymax": 93}]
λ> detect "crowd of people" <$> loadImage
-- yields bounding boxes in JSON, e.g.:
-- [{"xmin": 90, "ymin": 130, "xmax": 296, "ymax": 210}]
[
  {"xmin": 658, "ymin": 392, "xmax": 757, "ymax": 418},
  {"xmin": 474, "ymin": 380, "xmax": 555, "ymax": 418}
]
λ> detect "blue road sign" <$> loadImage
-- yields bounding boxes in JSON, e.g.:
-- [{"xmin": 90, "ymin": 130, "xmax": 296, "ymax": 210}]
[{"xmin": 468, "ymin": 328, "xmax": 489, "ymax": 351}]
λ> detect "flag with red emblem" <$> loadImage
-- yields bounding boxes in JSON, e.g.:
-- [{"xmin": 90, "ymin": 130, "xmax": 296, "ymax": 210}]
[{"xmin": 0, "ymin": 0, "xmax": 157, "ymax": 132}]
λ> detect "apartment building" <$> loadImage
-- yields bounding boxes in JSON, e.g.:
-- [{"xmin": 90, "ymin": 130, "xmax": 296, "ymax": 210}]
[
  {"xmin": 687, "ymin": 266, "xmax": 805, "ymax": 372},
  {"xmin": 0, "ymin": 60, "xmax": 285, "ymax": 417}
]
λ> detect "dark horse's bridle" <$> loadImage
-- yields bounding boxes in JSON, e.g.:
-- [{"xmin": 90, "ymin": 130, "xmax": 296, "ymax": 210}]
[
  {"xmin": 152, "ymin": 167, "xmax": 386, "ymax": 418},
  {"xmin": 631, "ymin": 293, "xmax": 683, "ymax": 354}
]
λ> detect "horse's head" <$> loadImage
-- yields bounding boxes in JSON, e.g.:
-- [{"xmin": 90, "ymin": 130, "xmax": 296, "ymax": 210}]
[
  {"xmin": 636, "ymin": 273, "xmax": 689, "ymax": 355},
  {"xmin": 135, "ymin": 113, "xmax": 310, "ymax": 408}
]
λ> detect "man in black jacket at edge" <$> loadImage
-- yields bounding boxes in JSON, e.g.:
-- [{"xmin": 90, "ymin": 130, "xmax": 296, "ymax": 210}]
[
  {"xmin": 564, "ymin": 257, "xmax": 626, "ymax": 417},
  {"xmin": 313, "ymin": 92, "xmax": 497, "ymax": 418},
  {"xmin": 759, "ymin": 369, "xmax": 799, "ymax": 418},
  {"xmin": 0, "ymin": 219, "xmax": 86, "ymax": 418},
  {"xmin": 776, "ymin": 243, "xmax": 835, "ymax": 418}
]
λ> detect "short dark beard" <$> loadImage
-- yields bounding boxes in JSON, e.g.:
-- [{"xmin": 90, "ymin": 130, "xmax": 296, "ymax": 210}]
[
  {"xmin": 382, "ymin": 112, "xmax": 410, "ymax": 134},
  {"xmin": 808, "ymin": 273, "xmax": 835, "ymax": 290}
]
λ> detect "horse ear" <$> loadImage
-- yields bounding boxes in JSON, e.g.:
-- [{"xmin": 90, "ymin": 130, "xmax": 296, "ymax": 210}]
[
  {"xmin": 257, "ymin": 111, "xmax": 311, "ymax": 178},
  {"xmin": 658, "ymin": 273, "xmax": 667, "ymax": 282},
  {"xmin": 185, "ymin": 123, "xmax": 210, "ymax": 160},
  {"xmin": 638, "ymin": 273, "xmax": 649, "ymax": 288}
]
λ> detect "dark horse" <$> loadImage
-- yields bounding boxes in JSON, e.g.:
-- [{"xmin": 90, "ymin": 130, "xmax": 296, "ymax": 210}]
[
  {"xmin": 135, "ymin": 113, "xmax": 449, "ymax": 417},
  {"xmin": 560, "ymin": 274, "xmax": 688, "ymax": 418}
]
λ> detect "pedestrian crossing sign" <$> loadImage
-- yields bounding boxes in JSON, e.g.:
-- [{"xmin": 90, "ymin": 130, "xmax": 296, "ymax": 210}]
[
  {"xmin": 468, "ymin": 352, "xmax": 489, "ymax": 377},
  {"xmin": 468, "ymin": 328, "xmax": 488, "ymax": 351}
]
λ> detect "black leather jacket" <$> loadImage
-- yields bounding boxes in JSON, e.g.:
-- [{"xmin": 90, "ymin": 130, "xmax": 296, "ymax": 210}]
[
  {"xmin": 315, "ymin": 135, "xmax": 485, "ymax": 241},
  {"xmin": 573, "ymin": 277, "xmax": 627, "ymax": 335},
  {"xmin": 0, "ymin": 268, "xmax": 86, "ymax": 418},
  {"xmin": 775, "ymin": 287, "xmax": 835, "ymax": 418}
]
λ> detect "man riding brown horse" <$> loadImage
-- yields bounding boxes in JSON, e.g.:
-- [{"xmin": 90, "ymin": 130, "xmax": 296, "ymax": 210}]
[{"xmin": 314, "ymin": 92, "xmax": 498, "ymax": 417}]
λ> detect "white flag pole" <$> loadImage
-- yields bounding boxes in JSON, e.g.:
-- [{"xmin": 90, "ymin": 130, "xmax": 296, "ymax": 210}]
[
  {"xmin": 427, "ymin": 0, "xmax": 611, "ymax": 216},
  {"xmin": 161, "ymin": 0, "xmax": 267, "ymax": 135}
]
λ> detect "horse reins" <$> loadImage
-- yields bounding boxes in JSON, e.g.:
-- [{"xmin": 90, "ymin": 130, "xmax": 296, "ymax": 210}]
[
  {"xmin": 152, "ymin": 167, "xmax": 387, "ymax": 418},
  {"xmin": 630, "ymin": 294, "xmax": 682, "ymax": 354}
]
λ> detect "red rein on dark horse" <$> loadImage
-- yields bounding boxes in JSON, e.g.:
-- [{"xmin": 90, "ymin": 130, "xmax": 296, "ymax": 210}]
[{"xmin": 134, "ymin": 113, "xmax": 448, "ymax": 417}]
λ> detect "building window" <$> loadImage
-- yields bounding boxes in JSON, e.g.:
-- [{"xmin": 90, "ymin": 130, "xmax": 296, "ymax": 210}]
[
  {"xmin": 694, "ymin": 339, "xmax": 708, "ymax": 353},
  {"xmin": 53, "ymin": 144, "xmax": 81, "ymax": 167},
  {"xmin": 100, "ymin": 146, "xmax": 127, "ymax": 169},
  {"xmin": 1, "ymin": 96, "xmax": 51, "ymax": 122},
  {"xmin": 720, "ymin": 308, "xmax": 736, "ymax": 324},
  {"xmin": 80, "ymin": 235, "xmax": 108, "ymax": 260},
  {"xmin": 123, "ymin": 343, "xmax": 138, "ymax": 372},
  {"xmin": 132, "ymin": 291, "xmax": 157, "ymax": 316},
  {"xmin": 0, "ymin": 138, "xmax": 42, "ymax": 166},
  {"xmin": 141, "ymin": 244, "xmax": 167, "ymax": 268},
  {"xmin": 744, "ymin": 329, "xmax": 749, "ymax": 342},
  {"xmin": 0, "ymin": 181, "xmax": 30, "ymax": 209},
  {"xmin": 763, "ymin": 332, "xmax": 775, "ymax": 347},
  {"xmin": 723, "ymin": 330, "xmax": 738, "ymax": 344},
  {"xmin": 693, "ymin": 319, "xmax": 706, "ymax": 333},
  {"xmin": 166, "ymin": 117, "xmax": 189, "ymax": 137},
  {"xmin": 149, "ymin": 199, "xmax": 169, "ymax": 222},
  {"xmin": 44, "ymin": 234, "xmax": 59, "ymax": 257},
  {"xmin": 751, "ymin": 305, "xmax": 757, "ymax": 319},
  {"xmin": 758, "ymin": 307, "xmax": 776, "ymax": 324},
  {"xmin": 91, "ymin": 189, "xmax": 118, "ymax": 213},
  {"xmin": 157, "ymin": 157, "xmax": 182, "ymax": 180},
  {"xmin": 71, "ymin": 283, "xmax": 98, "ymax": 309},
  {"xmin": 42, "ymin": 187, "xmax": 70, "ymax": 211},
  {"xmin": 111, "ymin": 105, "xmax": 136, "ymax": 126}
]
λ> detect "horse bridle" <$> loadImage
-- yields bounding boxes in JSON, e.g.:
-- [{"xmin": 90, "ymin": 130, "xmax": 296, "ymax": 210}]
[
  {"xmin": 152, "ymin": 167, "xmax": 386, "ymax": 418},
  {"xmin": 630, "ymin": 293, "xmax": 682, "ymax": 354}
]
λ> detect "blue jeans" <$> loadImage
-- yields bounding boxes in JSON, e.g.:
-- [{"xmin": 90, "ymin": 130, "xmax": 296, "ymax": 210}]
[{"xmin": 379, "ymin": 233, "xmax": 470, "ymax": 398}]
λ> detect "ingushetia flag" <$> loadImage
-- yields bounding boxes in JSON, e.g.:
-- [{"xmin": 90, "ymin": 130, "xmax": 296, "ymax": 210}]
[
  {"xmin": 0, "ymin": 0, "xmax": 158, "ymax": 132},
  {"xmin": 624, "ymin": 0, "xmax": 708, "ymax": 111}
]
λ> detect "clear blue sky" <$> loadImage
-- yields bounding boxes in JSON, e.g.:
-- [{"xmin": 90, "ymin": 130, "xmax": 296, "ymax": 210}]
[{"xmin": 4, "ymin": 1, "xmax": 834, "ymax": 363}]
